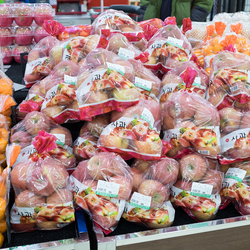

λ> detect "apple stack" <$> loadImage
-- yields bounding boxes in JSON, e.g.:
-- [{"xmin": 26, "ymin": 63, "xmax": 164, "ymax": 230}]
[
  {"xmin": 73, "ymin": 114, "xmax": 110, "ymax": 161},
  {"xmin": 135, "ymin": 23, "xmax": 193, "ymax": 75},
  {"xmin": 171, "ymin": 153, "xmax": 223, "ymax": 221},
  {"xmin": 9, "ymin": 112, "xmax": 76, "ymax": 232},
  {"xmin": 71, "ymin": 152, "xmax": 133, "ymax": 232},
  {"xmin": 123, "ymin": 158, "xmax": 178, "ymax": 228},
  {"xmin": 159, "ymin": 61, "xmax": 209, "ymax": 109}
]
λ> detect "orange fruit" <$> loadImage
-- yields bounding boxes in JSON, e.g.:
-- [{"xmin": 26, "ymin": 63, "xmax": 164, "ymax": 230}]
[
  {"xmin": 0, "ymin": 198, "xmax": 6, "ymax": 220},
  {"xmin": 0, "ymin": 220, "xmax": 6, "ymax": 233},
  {"xmin": 0, "ymin": 232, "xmax": 3, "ymax": 247},
  {"xmin": 0, "ymin": 182, "xmax": 5, "ymax": 198}
]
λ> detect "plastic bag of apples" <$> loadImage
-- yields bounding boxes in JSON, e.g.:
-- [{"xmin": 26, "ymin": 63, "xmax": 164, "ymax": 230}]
[
  {"xmin": 91, "ymin": 9, "xmax": 144, "ymax": 43},
  {"xmin": 98, "ymin": 95, "xmax": 166, "ymax": 161},
  {"xmin": 220, "ymin": 161, "xmax": 250, "ymax": 215},
  {"xmin": 122, "ymin": 158, "xmax": 177, "ymax": 228},
  {"xmin": 159, "ymin": 61, "xmax": 209, "ymax": 109},
  {"xmin": 135, "ymin": 24, "xmax": 192, "ymax": 75},
  {"xmin": 10, "ymin": 111, "xmax": 76, "ymax": 170},
  {"xmin": 9, "ymin": 129, "xmax": 75, "ymax": 232},
  {"xmin": 162, "ymin": 91, "xmax": 221, "ymax": 159},
  {"xmin": 75, "ymin": 48, "xmax": 141, "ymax": 121},
  {"xmin": 171, "ymin": 153, "xmax": 223, "ymax": 221},
  {"xmin": 70, "ymin": 152, "xmax": 133, "ymax": 233}
]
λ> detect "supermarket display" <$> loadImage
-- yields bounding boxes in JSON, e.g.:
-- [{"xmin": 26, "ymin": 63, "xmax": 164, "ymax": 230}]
[{"xmin": 2, "ymin": 6, "xmax": 250, "ymax": 249}]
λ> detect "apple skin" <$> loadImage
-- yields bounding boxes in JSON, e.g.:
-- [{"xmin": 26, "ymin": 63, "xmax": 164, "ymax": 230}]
[
  {"xmin": 0, "ymin": 5, "xmax": 13, "ymax": 27},
  {"xmin": 14, "ymin": 5, "xmax": 33, "ymax": 26},
  {"xmin": 173, "ymin": 179, "xmax": 192, "ymax": 191},
  {"xmin": 179, "ymin": 153, "xmax": 208, "ymax": 181},
  {"xmin": 201, "ymin": 169, "xmax": 223, "ymax": 194},
  {"xmin": 82, "ymin": 180, "xmax": 98, "ymax": 190},
  {"xmin": 0, "ymin": 27, "xmax": 13, "ymax": 46},
  {"xmin": 13, "ymin": 45, "xmax": 31, "ymax": 64},
  {"xmin": 34, "ymin": 5, "xmax": 53, "ymax": 26},
  {"xmin": 50, "ymin": 127, "xmax": 73, "ymax": 147},
  {"xmin": 10, "ymin": 131, "xmax": 32, "ymax": 149},
  {"xmin": 109, "ymin": 175, "xmax": 132, "ymax": 200},
  {"xmin": 1, "ymin": 46, "xmax": 13, "ymax": 64},
  {"xmin": 15, "ymin": 190, "xmax": 45, "ymax": 207},
  {"xmin": 132, "ymin": 123, "xmax": 148, "ymax": 140},
  {"xmin": 46, "ymin": 189, "xmax": 73, "ymax": 205},
  {"xmin": 14, "ymin": 27, "xmax": 33, "ymax": 46},
  {"xmin": 219, "ymin": 107, "xmax": 242, "ymax": 133},
  {"xmin": 83, "ymin": 34, "xmax": 101, "ymax": 56},
  {"xmin": 240, "ymin": 113, "xmax": 250, "ymax": 129},
  {"xmin": 150, "ymin": 158, "xmax": 179, "ymax": 185},
  {"xmin": 138, "ymin": 180, "xmax": 168, "ymax": 209},
  {"xmin": 132, "ymin": 159, "xmax": 152, "ymax": 173},
  {"xmin": 11, "ymin": 161, "xmax": 36, "ymax": 190},
  {"xmin": 28, "ymin": 158, "xmax": 68, "ymax": 196},
  {"xmin": 52, "ymin": 60, "xmax": 79, "ymax": 79},
  {"xmin": 24, "ymin": 111, "xmax": 50, "ymax": 135},
  {"xmin": 72, "ymin": 160, "xmax": 91, "ymax": 182},
  {"xmin": 130, "ymin": 167, "xmax": 145, "ymax": 192},
  {"xmin": 87, "ymin": 152, "xmax": 114, "ymax": 180},
  {"xmin": 34, "ymin": 26, "xmax": 49, "ymax": 43}
]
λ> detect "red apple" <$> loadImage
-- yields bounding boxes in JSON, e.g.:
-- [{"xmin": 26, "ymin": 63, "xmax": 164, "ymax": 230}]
[
  {"xmin": 34, "ymin": 4, "xmax": 53, "ymax": 26},
  {"xmin": 24, "ymin": 111, "xmax": 50, "ymax": 135},
  {"xmin": 14, "ymin": 27, "xmax": 33, "ymax": 46},
  {"xmin": 10, "ymin": 131, "xmax": 32, "ymax": 149},
  {"xmin": 13, "ymin": 45, "xmax": 31, "ymax": 64},
  {"xmin": 34, "ymin": 26, "xmax": 50, "ymax": 43},
  {"xmin": 150, "ymin": 158, "xmax": 179, "ymax": 185},
  {"xmin": 14, "ymin": 4, "xmax": 33, "ymax": 26},
  {"xmin": 132, "ymin": 123, "xmax": 148, "ymax": 140},
  {"xmin": 72, "ymin": 160, "xmax": 90, "ymax": 182},
  {"xmin": 82, "ymin": 179, "xmax": 98, "ymax": 190},
  {"xmin": 0, "ymin": 27, "xmax": 13, "ymax": 46},
  {"xmin": 173, "ymin": 179, "xmax": 192, "ymax": 191},
  {"xmin": 130, "ymin": 167, "xmax": 145, "ymax": 191},
  {"xmin": 134, "ymin": 138, "xmax": 161, "ymax": 155},
  {"xmin": 50, "ymin": 127, "xmax": 73, "ymax": 147},
  {"xmin": 52, "ymin": 60, "xmax": 79, "ymax": 79},
  {"xmin": 1, "ymin": 46, "xmax": 12, "ymax": 64},
  {"xmin": 0, "ymin": 5, "xmax": 13, "ymax": 27},
  {"xmin": 109, "ymin": 175, "xmax": 132, "ymax": 200},
  {"xmin": 138, "ymin": 180, "xmax": 168, "ymax": 209},
  {"xmin": 202, "ymin": 169, "xmax": 223, "ymax": 194},
  {"xmin": 132, "ymin": 159, "xmax": 152, "ymax": 173},
  {"xmin": 15, "ymin": 190, "xmax": 45, "ymax": 207},
  {"xmin": 87, "ymin": 152, "xmax": 114, "ymax": 180},
  {"xmin": 180, "ymin": 153, "xmax": 208, "ymax": 181},
  {"xmin": 83, "ymin": 34, "xmax": 101, "ymax": 56},
  {"xmin": 46, "ymin": 189, "xmax": 73, "ymax": 205}
]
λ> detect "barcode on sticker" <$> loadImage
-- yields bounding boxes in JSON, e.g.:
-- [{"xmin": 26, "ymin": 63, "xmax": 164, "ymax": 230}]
[
  {"xmin": 140, "ymin": 108, "xmax": 154, "ymax": 129},
  {"xmin": 64, "ymin": 74, "xmax": 77, "ymax": 85},
  {"xmin": 230, "ymin": 85, "xmax": 239, "ymax": 93},
  {"xmin": 129, "ymin": 192, "xmax": 151, "ymax": 210},
  {"xmin": 166, "ymin": 37, "xmax": 184, "ymax": 49},
  {"xmin": 198, "ymin": 150, "xmax": 210, "ymax": 155},
  {"xmin": 118, "ymin": 48, "xmax": 135, "ymax": 59},
  {"xmin": 225, "ymin": 168, "xmax": 247, "ymax": 182},
  {"xmin": 95, "ymin": 180, "xmax": 120, "ymax": 198},
  {"xmin": 190, "ymin": 182, "xmax": 213, "ymax": 198},
  {"xmin": 134, "ymin": 77, "xmax": 152, "ymax": 91},
  {"xmin": 107, "ymin": 62, "xmax": 125, "ymax": 75}
]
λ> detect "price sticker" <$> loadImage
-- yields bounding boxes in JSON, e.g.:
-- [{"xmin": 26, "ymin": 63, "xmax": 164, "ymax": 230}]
[
  {"xmin": 129, "ymin": 192, "xmax": 151, "ymax": 210},
  {"xmin": 197, "ymin": 149, "xmax": 210, "ymax": 156},
  {"xmin": 64, "ymin": 74, "xmax": 77, "ymax": 86},
  {"xmin": 225, "ymin": 168, "xmax": 247, "ymax": 182},
  {"xmin": 107, "ymin": 62, "xmax": 125, "ymax": 75},
  {"xmin": 140, "ymin": 108, "xmax": 155, "ymax": 129},
  {"xmin": 190, "ymin": 182, "xmax": 213, "ymax": 198},
  {"xmin": 134, "ymin": 77, "xmax": 152, "ymax": 91},
  {"xmin": 118, "ymin": 48, "xmax": 135, "ymax": 59},
  {"xmin": 166, "ymin": 37, "xmax": 184, "ymax": 49},
  {"xmin": 96, "ymin": 180, "xmax": 120, "ymax": 198},
  {"xmin": 193, "ymin": 77, "xmax": 201, "ymax": 87},
  {"xmin": 230, "ymin": 85, "xmax": 239, "ymax": 93},
  {"xmin": 52, "ymin": 134, "xmax": 65, "ymax": 146}
]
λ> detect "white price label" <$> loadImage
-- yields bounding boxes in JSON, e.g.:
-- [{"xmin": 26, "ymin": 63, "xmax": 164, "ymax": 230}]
[
  {"xmin": 225, "ymin": 168, "xmax": 247, "ymax": 182},
  {"xmin": 166, "ymin": 37, "xmax": 184, "ymax": 49},
  {"xmin": 193, "ymin": 77, "xmax": 201, "ymax": 87},
  {"xmin": 191, "ymin": 182, "xmax": 213, "ymax": 198},
  {"xmin": 134, "ymin": 77, "xmax": 152, "ymax": 91},
  {"xmin": 64, "ymin": 74, "xmax": 77, "ymax": 86},
  {"xmin": 52, "ymin": 134, "xmax": 65, "ymax": 146},
  {"xmin": 129, "ymin": 192, "xmax": 152, "ymax": 210},
  {"xmin": 107, "ymin": 62, "xmax": 125, "ymax": 75},
  {"xmin": 96, "ymin": 180, "xmax": 120, "ymax": 198},
  {"xmin": 118, "ymin": 48, "xmax": 135, "ymax": 59},
  {"xmin": 140, "ymin": 108, "xmax": 155, "ymax": 129},
  {"xmin": 198, "ymin": 149, "xmax": 210, "ymax": 156}
]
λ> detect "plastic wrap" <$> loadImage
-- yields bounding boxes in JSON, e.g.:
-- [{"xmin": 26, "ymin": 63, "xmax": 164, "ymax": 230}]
[
  {"xmin": 91, "ymin": 9, "xmax": 144, "ymax": 43},
  {"xmin": 57, "ymin": 25, "xmax": 91, "ymax": 41},
  {"xmin": 34, "ymin": 26, "xmax": 50, "ymax": 43},
  {"xmin": 13, "ymin": 45, "xmax": 31, "ymax": 64},
  {"xmin": 171, "ymin": 153, "xmax": 223, "ymax": 221},
  {"xmin": 123, "ymin": 157, "xmax": 177, "ymax": 228},
  {"xmin": 135, "ymin": 24, "xmax": 192, "ymax": 74},
  {"xmin": 10, "ymin": 111, "xmax": 76, "ymax": 169},
  {"xmin": 159, "ymin": 61, "xmax": 209, "ymax": 108},
  {"xmin": 70, "ymin": 152, "xmax": 133, "ymax": 233},
  {"xmin": 75, "ymin": 49, "xmax": 140, "ymax": 121},
  {"xmin": 0, "ymin": 4, "xmax": 14, "ymax": 27},
  {"xmin": 162, "ymin": 91, "xmax": 221, "ymax": 158},
  {"xmin": 98, "ymin": 95, "xmax": 165, "ymax": 160}
]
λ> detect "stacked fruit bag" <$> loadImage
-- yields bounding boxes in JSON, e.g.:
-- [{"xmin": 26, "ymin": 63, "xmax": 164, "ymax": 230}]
[
  {"xmin": 57, "ymin": 25, "xmax": 91, "ymax": 41},
  {"xmin": 70, "ymin": 152, "xmax": 133, "ymax": 233},
  {"xmin": 171, "ymin": 153, "xmax": 223, "ymax": 221},
  {"xmin": 123, "ymin": 158, "xmax": 177, "ymax": 228},
  {"xmin": 135, "ymin": 22, "xmax": 193, "ymax": 75},
  {"xmin": 9, "ymin": 112, "xmax": 75, "ymax": 232}
]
